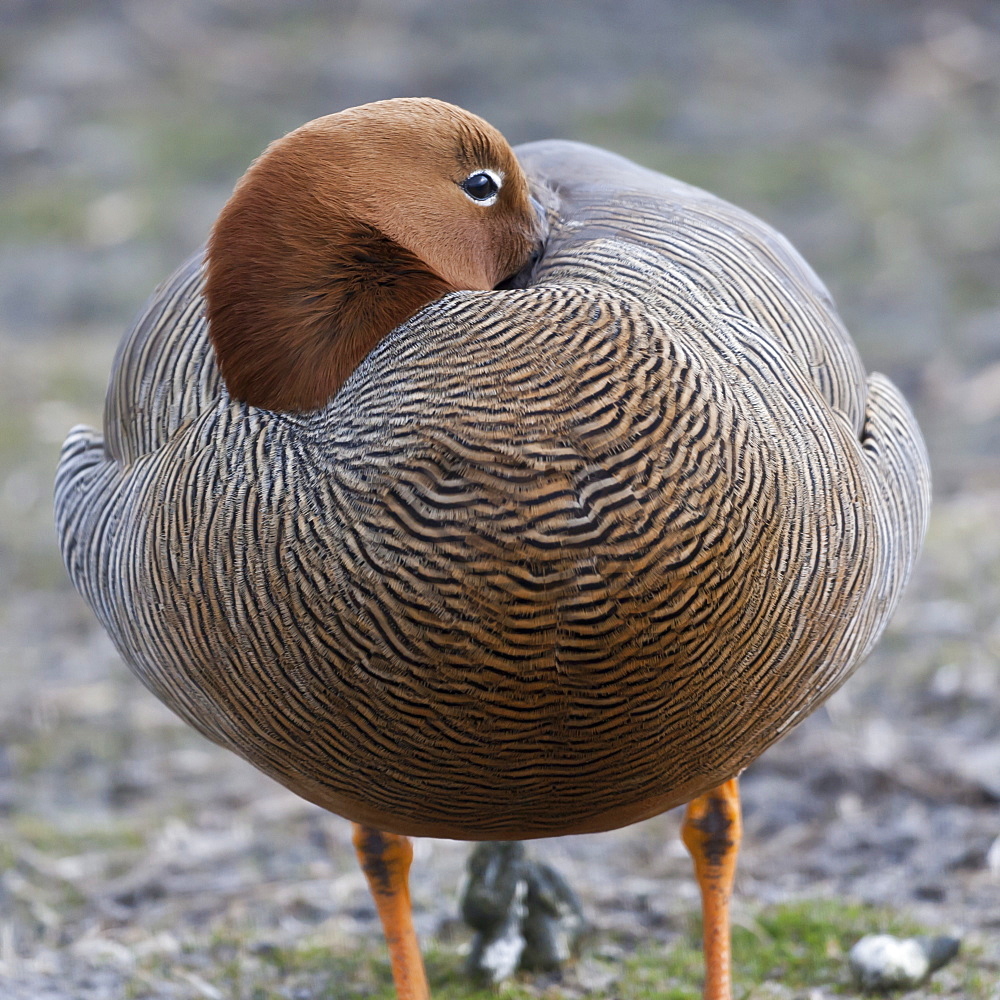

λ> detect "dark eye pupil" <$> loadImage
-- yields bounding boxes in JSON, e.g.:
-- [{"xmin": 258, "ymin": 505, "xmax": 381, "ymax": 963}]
[{"xmin": 462, "ymin": 172, "xmax": 498, "ymax": 200}]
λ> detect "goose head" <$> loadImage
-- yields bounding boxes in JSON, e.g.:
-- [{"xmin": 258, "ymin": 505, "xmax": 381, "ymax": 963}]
[{"xmin": 204, "ymin": 98, "xmax": 544, "ymax": 413}]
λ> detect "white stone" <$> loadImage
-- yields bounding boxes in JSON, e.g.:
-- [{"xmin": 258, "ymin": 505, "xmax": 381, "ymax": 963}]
[{"xmin": 849, "ymin": 934, "xmax": 929, "ymax": 990}]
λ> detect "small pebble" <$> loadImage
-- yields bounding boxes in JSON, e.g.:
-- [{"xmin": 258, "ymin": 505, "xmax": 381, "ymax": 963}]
[{"xmin": 848, "ymin": 933, "xmax": 960, "ymax": 991}]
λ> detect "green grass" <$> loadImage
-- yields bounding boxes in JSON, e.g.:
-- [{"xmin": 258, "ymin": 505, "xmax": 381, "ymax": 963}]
[
  {"xmin": 108, "ymin": 898, "xmax": 978, "ymax": 999},
  {"xmin": 739, "ymin": 899, "xmax": 924, "ymax": 985},
  {"xmin": 0, "ymin": 179, "xmax": 95, "ymax": 241},
  {"xmin": 12, "ymin": 813, "xmax": 146, "ymax": 856},
  {"xmin": 605, "ymin": 900, "xmax": 926, "ymax": 999}
]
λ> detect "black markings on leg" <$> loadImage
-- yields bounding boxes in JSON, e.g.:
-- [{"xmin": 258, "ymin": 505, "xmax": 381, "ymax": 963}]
[
  {"xmin": 691, "ymin": 793, "xmax": 735, "ymax": 869},
  {"xmin": 356, "ymin": 825, "xmax": 395, "ymax": 896}
]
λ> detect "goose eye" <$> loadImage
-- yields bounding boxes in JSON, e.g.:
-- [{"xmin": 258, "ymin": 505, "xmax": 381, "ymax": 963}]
[{"xmin": 461, "ymin": 170, "xmax": 501, "ymax": 204}]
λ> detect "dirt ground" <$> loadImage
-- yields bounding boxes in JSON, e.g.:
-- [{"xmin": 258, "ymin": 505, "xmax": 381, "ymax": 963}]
[{"xmin": 1, "ymin": 2, "xmax": 998, "ymax": 998}]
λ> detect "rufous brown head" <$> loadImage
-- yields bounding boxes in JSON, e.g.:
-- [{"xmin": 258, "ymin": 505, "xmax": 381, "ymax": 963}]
[{"xmin": 205, "ymin": 98, "xmax": 543, "ymax": 412}]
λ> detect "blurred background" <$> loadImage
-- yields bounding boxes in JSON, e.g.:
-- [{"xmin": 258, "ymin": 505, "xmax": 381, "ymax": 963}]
[{"xmin": 1, "ymin": 2, "xmax": 998, "ymax": 998}]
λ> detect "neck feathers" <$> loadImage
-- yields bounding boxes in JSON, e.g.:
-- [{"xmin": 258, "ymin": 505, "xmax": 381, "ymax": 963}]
[{"xmin": 206, "ymin": 202, "xmax": 454, "ymax": 413}]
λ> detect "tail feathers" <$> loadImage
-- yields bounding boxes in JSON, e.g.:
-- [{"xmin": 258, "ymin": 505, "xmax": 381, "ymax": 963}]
[
  {"xmin": 861, "ymin": 372, "xmax": 932, "ymax": 606},
  {"xmin": 54, "ymin": 424, "xmax": 116, "ymax": 614}
]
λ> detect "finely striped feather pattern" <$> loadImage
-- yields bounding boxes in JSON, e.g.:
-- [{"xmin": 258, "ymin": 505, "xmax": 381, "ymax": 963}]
[{"xmin": 55, "ymin": 141, "xmax": 930, "ymax": 839}]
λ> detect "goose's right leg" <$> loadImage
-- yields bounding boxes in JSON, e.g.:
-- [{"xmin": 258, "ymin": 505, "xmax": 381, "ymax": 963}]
[{"xmin": 352, "ymin": 824, "xmax": 431, "ymax": 1000}]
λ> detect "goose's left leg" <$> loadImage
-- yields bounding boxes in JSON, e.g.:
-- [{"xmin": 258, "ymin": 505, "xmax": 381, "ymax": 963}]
[
  {"xmin": 352, "ymin": 824, "xmax": 431, "ymax": 1000},
  {"xmin": 681, "ymin": 777, "xmax": 742, "ymax": 1000}
]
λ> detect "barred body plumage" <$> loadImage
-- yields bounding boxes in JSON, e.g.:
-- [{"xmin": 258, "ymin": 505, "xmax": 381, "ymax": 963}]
[{"xmin": 55, "ymin": 139, "xmax": 929, "ymax": 841}]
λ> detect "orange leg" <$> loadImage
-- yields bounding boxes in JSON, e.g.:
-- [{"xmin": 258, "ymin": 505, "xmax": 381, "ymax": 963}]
[
  {"xmin": 681, "ymin": 777, "xmax": 742, "ymax": 1000},
  {"xmin": 352, "ymin": 824, "xmax": 431, "ymax": 1000}
]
